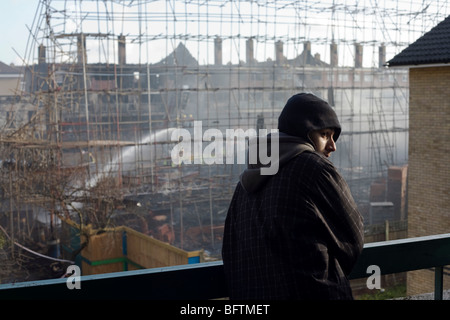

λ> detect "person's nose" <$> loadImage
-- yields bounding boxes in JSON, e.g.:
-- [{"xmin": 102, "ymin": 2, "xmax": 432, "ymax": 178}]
[{"xmin": 327, "ymin": 137, "xmax": 336, "ymax": 153}]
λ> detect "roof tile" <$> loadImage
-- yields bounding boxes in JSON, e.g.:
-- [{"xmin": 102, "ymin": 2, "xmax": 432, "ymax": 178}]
[{"xmin": 387, "ymin": 15, "xmax": 450, "ymax": 67}]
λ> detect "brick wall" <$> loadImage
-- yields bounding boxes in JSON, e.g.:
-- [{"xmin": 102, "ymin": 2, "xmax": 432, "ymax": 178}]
[{"xmin": 407, "ymin": 66, "xmax": 450, "ymax": 296}]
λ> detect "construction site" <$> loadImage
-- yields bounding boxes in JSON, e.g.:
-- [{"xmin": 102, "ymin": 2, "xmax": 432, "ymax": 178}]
[{"xmin": 0, "ymin": 0, "xmax": 448, "ymax": 284}]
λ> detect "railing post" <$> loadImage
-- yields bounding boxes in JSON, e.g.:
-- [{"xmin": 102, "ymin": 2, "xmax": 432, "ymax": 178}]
[{"xmin": 434, "ymin": 266, "xmax": 443, "ymax": 300}]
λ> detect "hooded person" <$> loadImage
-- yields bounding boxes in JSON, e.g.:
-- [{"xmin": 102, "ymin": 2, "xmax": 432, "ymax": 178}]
[{"xmin": 222, "ymin": 93, "xmax": 364, "ymax": 300}]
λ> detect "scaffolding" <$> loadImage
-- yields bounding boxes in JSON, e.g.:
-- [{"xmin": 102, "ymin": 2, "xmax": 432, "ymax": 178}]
[{"xmin": 0, "ymin": 1, "xmax": 448, "ymax": 275}]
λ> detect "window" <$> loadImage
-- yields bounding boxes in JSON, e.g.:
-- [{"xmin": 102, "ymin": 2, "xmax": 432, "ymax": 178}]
[
  {"xmin": 338, "ymin": 74, "xmax": 349, "ymax": 82},
  {"xmin": 364, "ymin": 74, "xmax": 373, "ymax": 82}
]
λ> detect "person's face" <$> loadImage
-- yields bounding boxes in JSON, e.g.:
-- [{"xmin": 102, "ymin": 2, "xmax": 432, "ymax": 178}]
[{"xmin": 308, "ymin": 128, "xmax": 337, "ymax": 158}]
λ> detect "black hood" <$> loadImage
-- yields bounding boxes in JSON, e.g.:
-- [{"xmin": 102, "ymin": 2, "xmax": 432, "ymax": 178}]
[
  {"xmin": 239, "ymin": 132, "xmax": 315, "ymax": 193},
  {"xmin": 278, "ymin": 93, "xmax": 341, "ymax": 143}
]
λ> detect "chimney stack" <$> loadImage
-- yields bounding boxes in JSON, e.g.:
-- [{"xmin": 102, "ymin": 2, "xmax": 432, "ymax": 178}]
[
  {"xmin": 379, "ymin": 44, "xmax": 386, "ymax": 68},
  {"xmin": 330, "ymin": 42, "xmax": 338, "ymax": 67},
  {"xmin": 355, "ymin": 43, "xmax": 363, "ymax": 68},
  {"xmin": 246, "ymin": 38, "xmax": 255, "ymax": 64},
  {"xmin": 77, "ymin": 34, "xmax": 87, "ymax": 64},
  {"xmin": 214, "ymin": 37, "xmax": 222, "ymax": 65},
  {"xmin": 118, "ymin": 35, "xmax": 126, "ymax": 65},
  {"xmin": 303, "ymin": 41, "xmax": 311, "ymax": 65},
  {"xmin": 275, "ymin": 40, "xmax": 285, "ymax": 64},
  {"xmin": 304, "ymin": 41, "xmax": 311, "ymax": 55},
  {"xmin": 38, "ymin": 44, "xmax": 46, "ymax": 64}
]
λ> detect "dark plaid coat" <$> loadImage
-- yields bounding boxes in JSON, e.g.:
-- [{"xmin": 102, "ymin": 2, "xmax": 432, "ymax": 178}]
[{"xmin": 222, "ymin": 150, "xmax": 364, "ymax": 300}]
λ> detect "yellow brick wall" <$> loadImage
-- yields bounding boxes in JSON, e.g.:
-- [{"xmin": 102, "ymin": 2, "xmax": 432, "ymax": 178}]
[{"xmin": 407, "ymin": 66, "xmax": 450, "ymax": 296}]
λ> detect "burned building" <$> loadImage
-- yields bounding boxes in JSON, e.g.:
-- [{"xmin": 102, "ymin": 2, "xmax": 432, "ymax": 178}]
[{"xmin": 2, "ymin": 1, "xmax": 443, "ymax": 270}]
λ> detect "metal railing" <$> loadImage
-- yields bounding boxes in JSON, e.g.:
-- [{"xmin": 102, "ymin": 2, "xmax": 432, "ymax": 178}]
[{"xmin": 1, "ymin": 233, "xmax": 449, "ymax": 300}]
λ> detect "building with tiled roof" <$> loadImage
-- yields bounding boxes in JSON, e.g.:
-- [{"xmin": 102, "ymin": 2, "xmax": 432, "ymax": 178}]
[
  {"xmin": 388, "ymin": 15, "xmax": 450, "ymax": 296},
  {"xmin": 387, "ymin": 15, "xmax": 450, "ymax": 67}
]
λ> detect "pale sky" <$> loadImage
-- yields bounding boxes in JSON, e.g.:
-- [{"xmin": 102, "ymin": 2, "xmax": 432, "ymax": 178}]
[
  {"xmin": 1, "ymin": 0, "xmax": 448, "ymax": 67},
  {"xmin": 0, "ymin": 0, "xmax": 38, "ymax": 65}
]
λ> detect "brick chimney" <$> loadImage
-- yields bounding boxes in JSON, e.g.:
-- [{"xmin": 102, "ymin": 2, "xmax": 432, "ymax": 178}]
[
  {"xmin": 118, "ymin": 35, "xmax": 126, "ymax": 65},
  {"xmin": 214, "ymin": 37, "xmax": 222, "ymax": 66},
  {"xmin": 275, "ymin": 40, "xmax": 285, "ymax": 64},
  {"xmin": 303, "ymin": 41, "xmax": 311, "ymax": 65},
  {"xmin": 246, "ymin": 38, "xmax": 255, "ymax": 64},
  {"xmin": 355, "ymin": 43, "xmax": 363, "ymax": 68},
  {"xmin": 38, "ymin": 44, "xmax": 46, "ymax": 64},
  {"xmin": 77, "ymin": 34, "xmax": 87, "ymax": 64},
  {"xmin": 330, "ymin": 42, "xmax": 338, "ymax": 67},
  {"xmin": 379, "ymin": 44, "xmax": 386, "ymax": 68}
]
